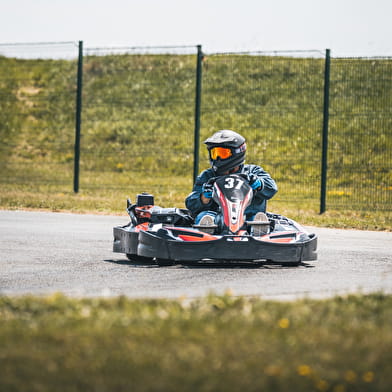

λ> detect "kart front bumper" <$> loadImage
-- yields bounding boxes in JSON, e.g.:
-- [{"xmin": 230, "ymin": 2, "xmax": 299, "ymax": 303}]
[
  {"xmin": 137, "ymin": 229, "xmax": 317, "ymax": 264},
  {"xmin": 113, "ymin": 224, "xmax": 139, "ymax": 255}
]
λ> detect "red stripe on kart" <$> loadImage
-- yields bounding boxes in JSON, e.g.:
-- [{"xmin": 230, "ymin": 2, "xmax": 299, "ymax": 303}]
[
  {"xmin": 178, "ymin": 234, "xmax": 218, "ymax": 242},
  {"xmin": 134, "ymin": 222, "xmax": 149, "ymax": 232},
  {"xmin": 260, "ymin": 237, "xmax": 295, "ymax": 243}
]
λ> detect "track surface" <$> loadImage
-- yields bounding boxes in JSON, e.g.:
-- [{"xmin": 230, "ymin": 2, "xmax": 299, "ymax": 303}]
[{"xmin": 1, "ymin": 210, "xmax": 391, "ymax": 299}]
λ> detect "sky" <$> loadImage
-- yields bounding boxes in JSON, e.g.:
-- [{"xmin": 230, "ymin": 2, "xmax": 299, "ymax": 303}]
[{"xmin": 1, "ymin": 0, "xmax": 392, "ymax": 56}]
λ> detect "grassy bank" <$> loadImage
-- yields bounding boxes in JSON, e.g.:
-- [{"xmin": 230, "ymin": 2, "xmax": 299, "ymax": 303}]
[{"xmin": 1, "ymin": 293, "xmax": 391, "ymax": 391}]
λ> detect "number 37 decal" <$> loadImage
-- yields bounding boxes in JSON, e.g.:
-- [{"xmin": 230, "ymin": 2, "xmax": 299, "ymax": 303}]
[{"xmin": 224, "ymin": 177, "xmax": 244, "ymax": 189}]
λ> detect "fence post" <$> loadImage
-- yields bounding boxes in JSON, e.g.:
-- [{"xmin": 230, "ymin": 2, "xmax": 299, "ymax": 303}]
[
  {"xmin": 74, "ymin": 40, "xmax": 83, "ymax": 193},
  {"xmin": 320, "ymin": 48, "xmax": 331, "ymax": 214},
  {"xmin": 193, "ymin": 45, "xmax": 203, "ymax": 184}
]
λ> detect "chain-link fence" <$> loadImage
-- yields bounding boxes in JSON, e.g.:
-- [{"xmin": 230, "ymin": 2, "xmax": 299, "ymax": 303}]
[
  {"xmin": 0, "ymin": 42, "xmax": 391, "ymax": 212},
  {"xmin": 200, "ymin": 51, "xmax": 392, "ymax": 212},
  {"xmin": 0, "ymin": 42, "xmax": 78, "ymax": 192},
  {"xmin": 327, "ymin": 57, "xmax": 392, "ymax": 211},
  {"xmin": 80, "ymin": 45, "xmax": 198, "ymax": 196},
  {"xmin": 200, "ymin": 51, "xmax": 326, "ymax": 211}
]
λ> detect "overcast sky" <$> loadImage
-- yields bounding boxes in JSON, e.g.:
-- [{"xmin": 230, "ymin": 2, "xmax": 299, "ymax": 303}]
[{"xmin": 1, "ymin": 0, "xmax": 391, "ymax": 56}]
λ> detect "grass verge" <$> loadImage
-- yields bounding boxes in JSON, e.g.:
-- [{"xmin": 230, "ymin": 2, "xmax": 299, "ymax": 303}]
[{"xmin": 1, "ymin": 293, "xmax": 391, "ymax": 392}]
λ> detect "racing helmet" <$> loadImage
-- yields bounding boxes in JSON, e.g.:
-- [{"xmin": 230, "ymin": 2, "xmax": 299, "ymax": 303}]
[{"xmin": 204, "ymin": 130, "xmax": 246, "ymax": 175}]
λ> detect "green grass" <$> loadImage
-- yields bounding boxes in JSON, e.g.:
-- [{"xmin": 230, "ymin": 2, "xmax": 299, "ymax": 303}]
[
  {"xmin": 1, "ymin": 293, "xmax": 391, "ymax": 392},
  {"xmin": 0, "ymin": 53, "xmax": 391, "ymax": 229}
]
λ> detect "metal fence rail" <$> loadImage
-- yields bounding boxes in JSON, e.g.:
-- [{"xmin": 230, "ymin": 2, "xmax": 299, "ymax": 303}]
[{"xmin": 0, "ymin": 42, "xmax": 391, "ymax": 212}]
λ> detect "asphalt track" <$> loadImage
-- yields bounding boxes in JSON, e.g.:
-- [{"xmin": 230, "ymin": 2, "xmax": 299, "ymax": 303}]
[{"xmin": 1, "ymin": 210, "xmax": 391, "ymax": 300}]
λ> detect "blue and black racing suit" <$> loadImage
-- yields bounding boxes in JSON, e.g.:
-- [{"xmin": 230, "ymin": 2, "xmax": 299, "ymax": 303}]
[{"xmin": 185, "ymin": 164, "xmax": 278, "ymax": 222}]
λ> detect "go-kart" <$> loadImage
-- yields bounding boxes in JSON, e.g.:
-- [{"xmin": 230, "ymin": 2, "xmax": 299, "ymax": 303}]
[{"xmin": 113, "ymin": 174, "xmax": 317, "ymax": 266}]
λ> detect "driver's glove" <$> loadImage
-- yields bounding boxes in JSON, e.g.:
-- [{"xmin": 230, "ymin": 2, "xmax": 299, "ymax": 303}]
[
  {"xmin": 247, "ymin": 173, "xmax": 262, "ymax": 190},
  {"xmin": 202, "ymin": 182, "xmax": 213, "ymax": 199}
]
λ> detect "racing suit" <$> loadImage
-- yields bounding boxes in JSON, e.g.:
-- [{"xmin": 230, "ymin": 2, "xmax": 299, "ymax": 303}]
[{"xmin": 185, "ymin": 164, "xmax": 278, "ymax": 221}]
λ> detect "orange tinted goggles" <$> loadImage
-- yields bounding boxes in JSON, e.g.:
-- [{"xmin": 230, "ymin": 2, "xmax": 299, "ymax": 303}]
[{"xmin": 209, "ymin": 147, "xmax": 233, "ymax": 160}]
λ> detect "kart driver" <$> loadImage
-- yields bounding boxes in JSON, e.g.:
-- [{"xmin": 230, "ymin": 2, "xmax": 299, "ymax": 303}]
[{"xmin": 185, "ymin": 129, "xmax": 278, "ymax": 234}]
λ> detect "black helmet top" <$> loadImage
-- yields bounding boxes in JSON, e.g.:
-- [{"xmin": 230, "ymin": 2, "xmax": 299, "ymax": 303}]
[{"xmin": 204, "ymin": 130, "xmax": 246, "ymax": 175}]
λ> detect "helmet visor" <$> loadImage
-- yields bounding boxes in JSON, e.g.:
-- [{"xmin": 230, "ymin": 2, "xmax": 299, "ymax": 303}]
[{"xmin": 209, "ymin": 146, "xmax": 233, "ymax": 160}]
